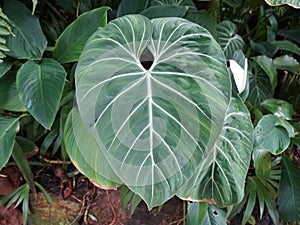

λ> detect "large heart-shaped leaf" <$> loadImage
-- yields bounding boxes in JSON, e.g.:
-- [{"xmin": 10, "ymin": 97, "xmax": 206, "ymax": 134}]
[
  {"xmin": 75, "ymin": 15, "xmax": 231, "ymax": 207},
  {"xmin": 3, "ymin": 0, "xmax": 47, "ymax": 60},
  {"xmin": 17, "ymin": 59, "xmax": 67, "ymax": 129},
  {"xmin": 177, "ymin": 97, "xmax": 253, "ymax": 206},
  {"xmin": 64, "ymin": 108, "xmax": 121, "ymax": 188},
  {"xmin": 0, "ymin": 116, "xmax": 19, "ymax": 171},
  {"xmin": 53, "ymin": 7, "xmax": 110, "ymax": 64}
]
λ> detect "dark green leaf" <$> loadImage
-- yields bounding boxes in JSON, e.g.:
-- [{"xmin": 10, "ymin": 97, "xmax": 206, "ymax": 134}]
[
  {"xmin": 247, "ymin": 61, "xmax": 273, "ymax": 106},
  {"xmin": 271, "ymin": 40, "xmax": 300, "ymax": 56},
  {"xmin": 53, "ymin": 7, "xmax": 110, "ymax": 64},
  {"xmin": 217, "ymin": 20, "xmax": 244, "ymax": 59},
  {"xmin": 117, "ymin": 0, "xmax": 148, "ymax": 17},
  {"xmin": 0, "ymin": 60, "xmax": 12, "ymax": 79},
  {"xmin": 12, "ymin": 141, "xmax": 35, "ymax": 192},
  {"xmin": 252, "ymin": 149, "xmax": 271, "ymax": 180},
  {"xmin": 279, "ymin": 156, "xmax": 300, "ymax": 223},
  {"xmin": 253, "ymin": 56, "xmax": 277, "ymax": 89},
  {"xmin": 0, "ymin": 116, "xmax": 19, "ymax": 170},
  {"xmin": 0, "ymin": 73, "xmax": 26, "ymax": 112},
  {"xmin": 254, "ymin": 114, "xmax": 294, "ymax": 155},
  {"xmin": 3, "ymin": 0, "xmax": 47, "ymax": 60},
  {"xmin": 17, "ymin": 59, "xmax": 67, "ymax": 129},
  {"xmin": 15, "ymin": 136, "xmax": 39, "ymax": 158},
  {"xmin": 261, "ymin": 98, "xmax": 295, "ymax": 120},
  {"xmin": 273, "ymin": 55, "xmax": 300, "ymax": 74},
  {"xmin": 140, "ymin": 5, "xmax": 189, "ymax": 19}
]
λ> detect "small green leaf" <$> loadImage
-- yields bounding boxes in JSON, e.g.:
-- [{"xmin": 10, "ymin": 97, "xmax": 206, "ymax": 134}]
[
  {"xmin": 15, "ymin": 136, "xmax": 39, "ymax": 158},
  {"xmin": 0, "ymin": 116, "xmax": 19, "ymax": 170},
  {"xmin": 187, "ymin": 202, "xmax": 209, "ymax": 225},
  {"xmin": 274, "ymin": 55, "xmax": 300, "ymax": 74},
  {"xmin": 140, "ymin": 5, "xmax": 189, "ymax": 19},
  {"xmin": 34, "ymin": 181, "xmax": 52, "ymax": 204},
  {"xmin": 3, "ymin": 0, "xmax": 47, "ymax": 60},
  {"xmin": 17, "ymin": 59, "xmax": 67, "ymax": 129},
  {"xmin": 117, "ymin": 0, "xmax": 148, "ymax": 17},
  {"xmin": 53, "ymin": 7, "xmax": 110, "ymax": 64},
  {"xmin": 254, "ymin": 114, "xmax": 294, "ymax": 155},
  {"xmin": 252, "ymin": 149, "xmax": 272, "ymax": 180},
  {"xmin": 279, "ymin": 156, "xmax": 300, "ymax": 223},
  {"xmin": 0, "ymin": 60, "xmax": 12, "ymax": 78},
  {"xmin": 261, "ymin": 98, "xmax": 295, "ymax": 120},
  {"xmin": 201, "ymin": 204, "xmax": 227, "ymax": 225},
  {"xmin": 253, "ymin": 56, "xmax": 277, "ymax": 89}
]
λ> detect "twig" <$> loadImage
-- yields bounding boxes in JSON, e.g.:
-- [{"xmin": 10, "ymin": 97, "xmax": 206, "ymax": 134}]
[
  {"xmin": 69, "ymin": 192, "xmax": 89, "ymax": 225},
  {"xmin": 76, "ymin": 1, "xmax": 80, "ymax": 17},
  {"xmin": 39, "ymin": 156, "xmax": 71, "ymax": 165},
  {"xmin": 106, "ymin": 190, "xmax": 122, "ymax": 225}
]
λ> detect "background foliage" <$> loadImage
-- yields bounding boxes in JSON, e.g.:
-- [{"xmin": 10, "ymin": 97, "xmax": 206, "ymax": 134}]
[{"xmin": 0, "ymin": 0, "xmax": 299, "ymax": 224}]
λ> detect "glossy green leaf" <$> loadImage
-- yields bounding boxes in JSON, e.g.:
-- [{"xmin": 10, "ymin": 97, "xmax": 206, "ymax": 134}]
[
  {"xmin": 264, "ymin": 0, "xmax": 300, "ymax": 8},
  {"xmin": 75, "ymin": 15, "xmax": 231, "ymax": 208},
  {"xmin": 254, "ymin": 114, "xmax": 294, "ymax": 155},
  {"xmin": 217, "ymin": 20, "xmax": 245, "ymax": 59},
  {"xmin": 279, "ymin": 156, "xmax": 300, "ymax": 223},
  {"xmin": 253, "ymin": 56, "xmax": 277, "ymax": 89},
  {"xmin": 0, "ymin": 73, "xmax": 26, "ymax": 112},
  {"xmin": 140, "ymin": 5, "xmax": 189, "ymax": 19},
  {"xmin": 271, "ymin": 40, "xmax": 300, "ymax": 56},
  {"xmin": 0, "ymin": 60, "xmax": 12, "ymax": 79},
  {"xmin": 261, "ymin": 98, "xmax": 295, "ymax": 120},
  {"xmin": 17, "ymin": 59, "xmax": 67, "ymax": 129},
  {"xmin": 273, "ymin": 55, "xmax": 300, "ymax": 74},
  {"xmin": 64, "ymin": 108, "xmax": 122, "ymax": 188},
  {"xmin": 117, "ymin": 0, "xmax": 148, "ymax": 17},
  {"xmin": 187, "ymin": 202, "xmax": 227, "ymax": 225},
  {"xmin": 177, "ymin": 97, "xmax": 253, "ymax": 206},
  {"xmin": 187, "ymin": 202, "xmax": 209, "ymax": 225},
  {"xmin": 53, "ymin": 7, "xmax": 110, "ymax": 64},
  {"xmin": 278, "ymin": 29, "xmax": 300, "ymax": 45},
  {"xmin": 0, "ymin": 116, "xmax": 19, "ymax": 171},
  {"xmin": 3, "ymin": 0, "xmax": 47, "ymax": 60},
  {"xmin": 247, "ymin": 61, "xmax": 273, "ymax": 106},
  {"xmin": 252, "ymin": 149, "xmax": 271, "ymax": 180}
]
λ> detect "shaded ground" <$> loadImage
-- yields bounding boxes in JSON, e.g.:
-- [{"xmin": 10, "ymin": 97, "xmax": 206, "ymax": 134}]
[{"xmin": 0, "ymin": 165, "xmax": 185, "ymax": 225}]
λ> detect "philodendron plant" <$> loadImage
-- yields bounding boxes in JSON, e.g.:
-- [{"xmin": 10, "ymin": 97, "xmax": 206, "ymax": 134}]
[{"xmin": 64, "ymin": 14, "xmax": 253, "ymax": 208}]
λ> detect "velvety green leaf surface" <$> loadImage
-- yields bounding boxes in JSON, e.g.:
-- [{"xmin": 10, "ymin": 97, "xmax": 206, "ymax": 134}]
[
  {"xmin": 247, "ymin": 61, "xmax": 273, "ymax": 106},
  {"xmin": 64, "ymin": 108, "xmax": 121, "ymax": 188},
  {"xmin": 273, "ymin": 55, "xmax": 300, "ymax": 74},
  {"xmin": 117, "ymin": 0, "xmax": 148, "ymax": 17},
  {"xmin": 53, "ymin": 7, "xmax": 110, "ymax": 64},
  {"xmin": 217, "ymin": 20, "xmax": 245, "ymax": 59},
  {"xmin": 75, "ymin": 15, "xmax": 231, "ymax": 207},
  {"xmin": 253, "ymin": 56, "xmax": 277, "ymax": 89},
  {"xmin": 17, "ymin": 59, "xmax": 66, "ymax": 129},
  {"xmin": 0, "ymin": 116, "xmax": 19, "ymax": 171},
  {"xmin": 261, "ymin": 98, "xmax": 295, "ymax": 120},
  {"xmin": 140, "ymin": 5, "xmax": 188, "ymax": 19},
  {"xmin": 279, "ymin": 156, "xmax": 300, "ymax": 223},
  {"xmin": 3, "ymin": 0, "xmax": 47, "ymax": 60},
  {"xmin": 252, "ymin": 149, "xmax": 271, "ymax": 180},
  {"xmin": 177, "ymin": 97, "xmax": 253, "ymax": 206},
  {"xmin": 265, "ymin": 0, "xmax": 300, "ymax": 8},
  {"xmin": 254, "ymin": 114, "xmax": 294, "ymax": 155},
  {"xmin": 0, "ymin": 73, "xmax": 26, "ymax": 112}
]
